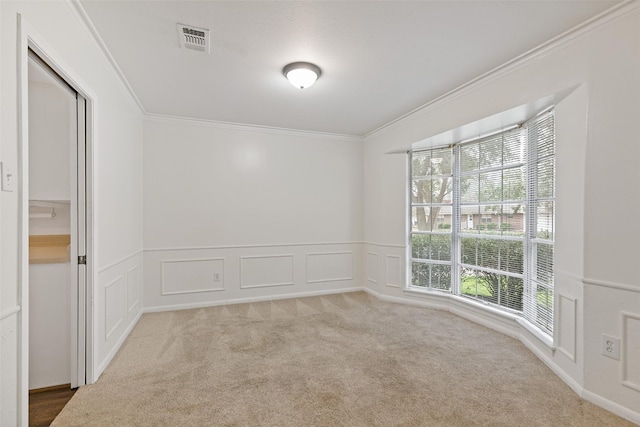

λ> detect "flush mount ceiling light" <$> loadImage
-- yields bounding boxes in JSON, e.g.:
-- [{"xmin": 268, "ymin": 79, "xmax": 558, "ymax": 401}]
[{"xmin": 283, "ymin": 62, "xmax": 321, "ymax": 89}]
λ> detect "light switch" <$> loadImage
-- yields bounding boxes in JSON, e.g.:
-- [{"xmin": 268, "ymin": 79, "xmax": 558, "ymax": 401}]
[{"xmin": 1, "ymin": 162, "xmax": 16, "ymax": 192}]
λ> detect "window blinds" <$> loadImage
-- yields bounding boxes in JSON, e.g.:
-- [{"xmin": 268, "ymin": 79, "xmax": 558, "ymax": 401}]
[
  {"xmin": 409, "ymin": 109, "xmax": 555, "ymax": 335},
  {"xmin": 525, "ymin": 110, "xmax": 555, "ymax": 333}
]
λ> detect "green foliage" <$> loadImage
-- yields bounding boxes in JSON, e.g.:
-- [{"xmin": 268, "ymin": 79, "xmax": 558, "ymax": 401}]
[
  {"xmin": 411, "ymin": 233, "xmax": 452, "ymax": 290},
  {"xmin": 411, "ymin": 234, "xmax": 451, "ymax": 262},
  {"xmin": 461, "ymin": 237, "xmax": 524, "ymax": 311},
  {"xmin": 411, "ymin": 263, "xmax": 451, "ymax": 291},
  {"xmin": 437, "ymin": 223, "xmax": 451, "ymax": 229},
  {"xmin": 411, "ymin": 149, "xmax": 453, "ymax": 231},
  {"xmin": 486, "ymin": 223, "xmax": 498, "ymax": 230},
  {"xmin": 537, "ymin": 230, "xmax": 552, "ymax": 240},
  {"xmin": 461, "ymin": 276, "xmax": 492, "ymax": 297}
]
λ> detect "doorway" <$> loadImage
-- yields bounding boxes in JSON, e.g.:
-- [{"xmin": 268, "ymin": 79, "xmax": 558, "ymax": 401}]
[{"xmin": 26, "ymin": 49, "xmax": 88, "ymax": 402}]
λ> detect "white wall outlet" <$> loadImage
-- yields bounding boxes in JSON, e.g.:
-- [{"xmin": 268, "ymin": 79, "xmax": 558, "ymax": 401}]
[
  {"xmin": 601, "ymin": 334, "xmax": 620, "ymax": 360},
  {"xmin": 1, "ymin": 162, "xmax": 16, "ymax": 192}
]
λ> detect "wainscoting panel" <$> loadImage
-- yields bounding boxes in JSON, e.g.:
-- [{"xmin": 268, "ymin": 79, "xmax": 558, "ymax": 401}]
[
  {"xmin": 161, "ymin": 258, "xmax": 225, "ymax": 295},
  {"xmin": 583, "ymin": 280, "xmax": 640, "ymax": 418},
  {"xmin": 240, "ymin": 255, "xmax": 294, "ymax": 289},
  {"xmin": 143, "ymin": 243, "xmax": 362, "ymax": 312},
  {"xmin": 386, "ymin": 255, "xmax": 401, "ymax": 288},
  {"xmin": 363, "ymin": 243, "xmax": 406, "ymax": 296},
  {"xmin": 558, "ymin": 295, "xmax": 577, "ymax": 362},
  {"xmin": 306, "ymin": 251, "xmax": 353, "ymax": 284},
  {"xmin": 127, "ymin": 265, "xmax": 141, "ymax": 315},
  {"xmin": 96, "ymin": 251, "xmax": 143, "ymax": 379},
  {"xmin": 366, "ymin": 252, "xmax": 378, "ymax": 284},
  {"xmin": 622, "ymin": 312, "xmax": 640, "ymax": 392},
  {"xmin": 104, "ymin": 275, "xmax": 124, "ymax": 341}
]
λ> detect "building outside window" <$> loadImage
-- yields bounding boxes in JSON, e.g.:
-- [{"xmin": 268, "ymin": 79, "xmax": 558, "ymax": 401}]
[{"xmin": 409, "ymin": 109, "xmax": 555, "ymax": 334}]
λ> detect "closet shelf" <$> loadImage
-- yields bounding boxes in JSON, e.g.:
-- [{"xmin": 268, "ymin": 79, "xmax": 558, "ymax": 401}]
[{"xmin": 29, "ymin": 235, "xmax": 70, "ymax": 264}]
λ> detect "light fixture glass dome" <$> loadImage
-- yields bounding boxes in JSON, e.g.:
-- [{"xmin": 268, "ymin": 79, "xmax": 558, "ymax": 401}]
[{"xmin": 283, "ymin": 62, "xmax": 321, "ymax": 89}]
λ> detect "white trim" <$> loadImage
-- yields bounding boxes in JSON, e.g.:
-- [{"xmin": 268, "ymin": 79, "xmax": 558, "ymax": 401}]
[
  {"xmin": 515, "ymin": 317, "xmax": 554, "ymax": 349},
  {"xmin": 239, "ymin": 254, "xmax": 295, "ymax": 289},
  {"xmin": 554, "ymin": 268, "xmax": 584, "ymax": 283},
  {"xmin": 126, "ymin": 265, "xmax": 141, "ymax": 314},
  {"xmin": 160, "ymin": 283, "xmax": 226, "ymax": 296},
  {"xmin": 239, "ymin": 282, "xmax": 295, "ymax": 290},
  {"xmin": 364, "ymin": 1, "xmax": 638, "ymax": 140},
  {"xmin": 402, "ymin": 287, "xmax": 554, "ymax": 348},
  {"xmin": 144, "ymin": 113, "xmax": 362, "ymax": 142},
  {"xmin": 364, "ymin": 287, "xmax": 640, "ymax": 425},
  {"xmin": 0, "ymin": 306, "xmax": 21, "ymax": 321},
  {"xmin": 385, "ymin": 255, "xmax": 402, "ymax": 288},
  {"xmin": 104, "ymin": 275, "xmax": 123, "ymax": 289},
  {"xmin": 145, "ymin": 241, "xmax": 362, "ymax": 252},
  {"xmin": 366, "ymin": 252, "xmax": 378, "ymax": 284},
  {"xmin": 582, "ymin": 277, "xmax": 640, "ymax": 294},
  {"xmin": 518, "ymin": 328, "xmax": 583, "ymax": 396},
  {"xmin": 98, "ymin": 250, "xmax": 143, "ymax": 273},
  {"xmin": 364, "ymin": 241, "xmax": 406, "ymax": 249},
  {"xmin": 557, "ymin": 295, "xmax": 577, "ymax": 362},
  {"xmin": 17, "ymin": 13, "xmax": 100, "ymax": 420},
  {"xmin": 95, "ymin": 311, "xmax": 142, "ymax": 379},
  {"xmin": 621, "ymin": 312, "xmax": 640, "ymax": 393},
  {"xmin": 143, "ymin": 287, "xmax": 364, "ymax": 313},
  {"xmin": 581, "ymin": 389, "xmax": 640, "ymax": 426},
  {"xmin": 104, "ymin": 276, "xmax": 123, "ymax": 340},
  {"xmin": 67, "ymin": 0, "xmax": 145, "ymax": 114},
  {"xmin": 367, "ymin": 287, "xmax": 520, "ymax": 339},
  {"xmin": 160, "ymin": 258, "xmax": 226, "ymax": 295},
  {"xmin": 306, "ymin": 251, "xmax": 354, "ymax": 284}
]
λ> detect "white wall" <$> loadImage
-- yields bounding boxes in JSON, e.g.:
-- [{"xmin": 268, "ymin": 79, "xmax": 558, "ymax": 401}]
[
  {"xmin": 0, "ymin": 1, "xmax": 144, "ymax": 425},
  {"xmin": 143, "ymin": 117, "xmax": 363, "ymax": 310},
  {"xmin": 363, "ymin": 4, "xmax": 640, "ymax": 423}
]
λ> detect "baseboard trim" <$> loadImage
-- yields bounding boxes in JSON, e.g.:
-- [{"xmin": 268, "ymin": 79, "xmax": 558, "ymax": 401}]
[
  {"xmin": 365, "ymin": 287, "xmax": 522, "ymax": 341},
  {"xmin": 582, "ymin": 389, "xmax": 640, "ymax": 425},
  {"xmin": 143, "ymin": 286, "xmax": 365, "ymax": 313},
  {"xmin": 363, "ymin": 286, "xmax": 640, "ymax": 426},
  {"xmin": 95, "ymin": 310, "xmax": 143, "ymax": 381}
]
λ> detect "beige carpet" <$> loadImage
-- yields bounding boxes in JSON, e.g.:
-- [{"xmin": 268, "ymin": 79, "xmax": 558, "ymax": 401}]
[{"xmin": 53, "ymin": 292, "xmax": 633, "ymax": 426}]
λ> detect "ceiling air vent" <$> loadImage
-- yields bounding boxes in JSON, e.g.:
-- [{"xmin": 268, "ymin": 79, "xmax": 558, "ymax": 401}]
[{"xmin": 177, "ymin": 24, "xmax": 210, "ymax": 53}]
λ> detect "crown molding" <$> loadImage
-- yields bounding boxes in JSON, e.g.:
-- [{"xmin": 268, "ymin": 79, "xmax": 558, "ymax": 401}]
[
  {"xmin": 144, "ymin": 113, "xmax": 364, "ymax": 143},
  {"xmin": 67, "ymin": 0, "xmax": 146, "ymax": 114},
  {"xmin": 364, "ymin": 0, "xmax": 640, "ymax": 141}
]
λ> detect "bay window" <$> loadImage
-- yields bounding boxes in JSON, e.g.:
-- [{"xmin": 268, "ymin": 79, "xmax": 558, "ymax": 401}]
[{"xmin": 409, "ymin": 109, "xmax": 555, "ymax": 334}]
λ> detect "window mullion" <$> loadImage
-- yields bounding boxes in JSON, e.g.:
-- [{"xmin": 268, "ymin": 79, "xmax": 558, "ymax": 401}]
[
  {"xmin": 408, "ymin": 110, "xmax": 554, "ymax": 336},
  {"xmin": 452, "ymin": 145, "xmax": 461, "ymax": 294},
  {"xmin": 524, "ymin": 121, "xmax": 537, "ymax": 327}
]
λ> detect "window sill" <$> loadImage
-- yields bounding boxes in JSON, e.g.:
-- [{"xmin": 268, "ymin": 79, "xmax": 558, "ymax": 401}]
[{"xmin": 403, "ymin": 287, "xmax": 554, "ymax": 349}]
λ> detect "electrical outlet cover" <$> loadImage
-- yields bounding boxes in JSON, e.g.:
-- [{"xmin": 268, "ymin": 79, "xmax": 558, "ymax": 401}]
[{"xmin": 601, "ymin": 334, "xmax": 620, "ymax": 360}]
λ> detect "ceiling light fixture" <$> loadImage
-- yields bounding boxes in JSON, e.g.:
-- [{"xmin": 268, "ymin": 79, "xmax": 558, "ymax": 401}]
[{"xmin": 283, "ymin": 62, "xmax": 321, "ymax": 89}]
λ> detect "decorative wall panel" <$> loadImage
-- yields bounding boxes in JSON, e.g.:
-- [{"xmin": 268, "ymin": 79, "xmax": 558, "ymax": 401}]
[
  {"xmin": 306, "ymin": 252, "xmax": 353, "ymax": 284},
  {"xmin": 240, "ymin": 255, "xmax": 294, "ymax": 289},
  {"xmin": 161, "ymin": 258, "xmax": 225, "ymax": 295}
]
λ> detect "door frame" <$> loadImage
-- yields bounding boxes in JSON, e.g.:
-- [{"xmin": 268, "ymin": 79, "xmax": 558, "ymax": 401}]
[{"xmin": 17, "ymin": 15, "xmax": 95, "ymax": 423}]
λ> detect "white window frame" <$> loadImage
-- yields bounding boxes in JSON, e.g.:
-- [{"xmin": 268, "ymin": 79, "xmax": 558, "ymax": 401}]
[{"xmin": 409, "ymin": 109, "xmax": 555, "ymax": 335}]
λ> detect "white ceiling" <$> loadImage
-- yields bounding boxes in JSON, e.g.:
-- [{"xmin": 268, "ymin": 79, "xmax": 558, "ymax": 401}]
[{"xmin": 79, "ymin": 0, "xmax": 617, "ymax": 137}]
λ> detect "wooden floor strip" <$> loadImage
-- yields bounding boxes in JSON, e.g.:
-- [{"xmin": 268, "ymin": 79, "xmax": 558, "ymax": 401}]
[{"xmin": 29, "ymin": 385, "xmax": 76, "ymax": 427}]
